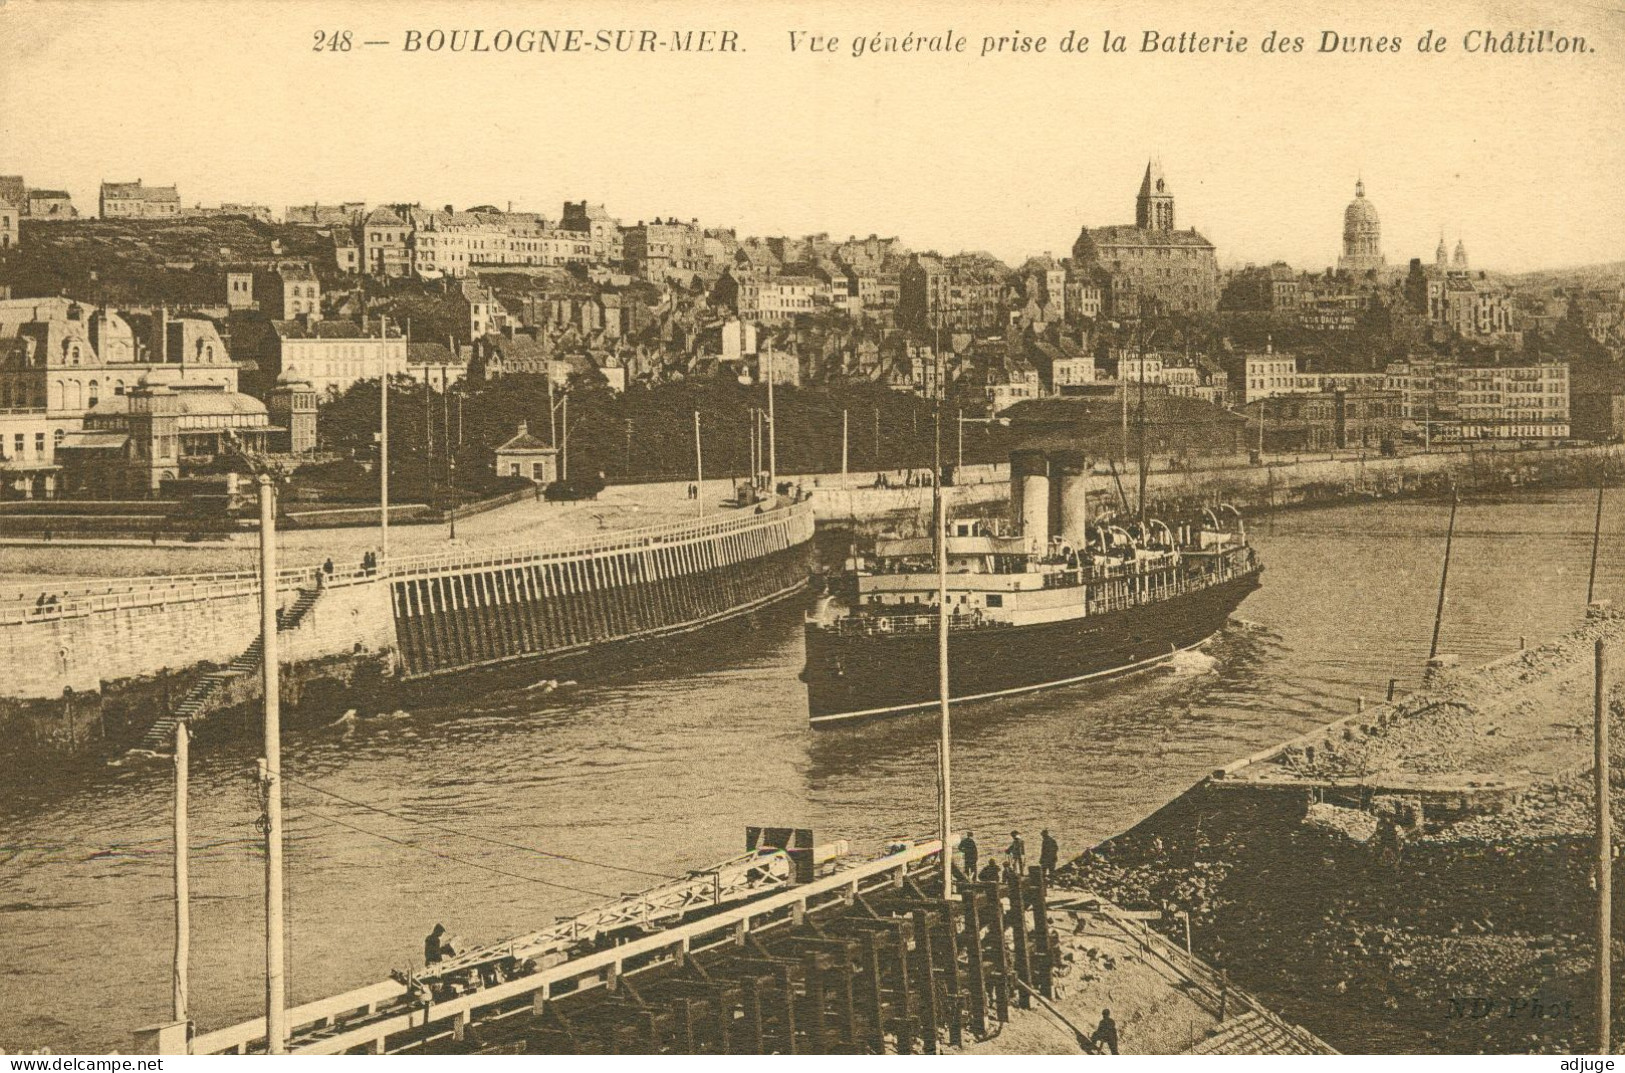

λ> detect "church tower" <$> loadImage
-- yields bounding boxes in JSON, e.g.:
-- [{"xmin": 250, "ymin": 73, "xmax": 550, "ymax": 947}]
[
  {"xmin": 1135, "ymin": 160, "xmax": 1175, "ymax": 232},
  {"xmin": 1452, "ymin": 239, "xmax": 1469, "ymax": 271},
  {"xmin": 1436, "ymin": 235, "xmax": 1449, "ymax": 270}
]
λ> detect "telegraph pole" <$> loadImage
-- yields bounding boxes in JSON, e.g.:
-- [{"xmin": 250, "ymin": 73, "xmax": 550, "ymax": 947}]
[
  {"xmin": 1597, "ymin": 639, "xmax": 1613, "ymax": 1056},
  {"xmin": 841, "ymin": 408, "xmax": 849, "ymax": 482},
  {"xmin": 257, "ymin": 475, "xmax": 286, "ymax": 1054},
  {"xmin": 765, "ymin": 344, "xmax": 777, "ymax": 489},
  {"xmin": 1588, "ymin": 470, "xmax": 1606, "ymax": 606},
  {"xmin": 378, "ymin": 316, "xmax": 390, "ymax": 564},
  {"xmin": 933, "ymin": 347, "xmax": 952, "ymax": 900},
  {"xmin": 694, "ymin": 410, "xmax": 705, "ymax": 515},
  {"xmin": 172, "ymin": 721, "xmax": 189, "ymax": 1027}
]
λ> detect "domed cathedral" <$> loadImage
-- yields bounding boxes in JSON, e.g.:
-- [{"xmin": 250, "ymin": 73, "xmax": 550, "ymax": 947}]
[
  {"xmin": 1336, "ymin": 179, "xmax": 1385, "ymax": 276},
  {"xmin": 1070, "ymin": 159, "xmax": 1219, "ymax": 316}
]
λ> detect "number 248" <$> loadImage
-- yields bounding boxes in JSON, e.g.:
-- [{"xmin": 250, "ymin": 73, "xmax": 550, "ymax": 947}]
[{"xmin": 313, "ymin": 30, "xmax": 353, "ymax": 51}]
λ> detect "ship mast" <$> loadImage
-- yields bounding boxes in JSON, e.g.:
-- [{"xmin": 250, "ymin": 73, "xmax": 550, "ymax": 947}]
[
  {"xmin": 933, "ymin": 321, "xmax": 952, "ymax": 899},
  {"xmin": 1135, "ymin": 345, "xmax": 1149, "ymax": 523}
]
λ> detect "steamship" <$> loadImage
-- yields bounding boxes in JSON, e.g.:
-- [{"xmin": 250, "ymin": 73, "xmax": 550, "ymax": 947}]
[{"xmin": 801, "ymin": 451, "xmax": 1262, "ymax": 725}]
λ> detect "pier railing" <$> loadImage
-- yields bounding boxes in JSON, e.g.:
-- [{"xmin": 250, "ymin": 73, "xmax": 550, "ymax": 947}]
[
  {"xmin": 1, "ymin": 500, "xmax": 814, "ymax": 625},
  {"xmin": 184, "ymin": 834, "xmax": 946, "ymax": 1056}
]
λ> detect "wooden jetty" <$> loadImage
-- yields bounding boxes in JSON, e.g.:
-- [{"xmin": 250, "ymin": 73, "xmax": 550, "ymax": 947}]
[{"xmin": 145, "ymin": 832, "xmax": 1331, "ymax": 1056}]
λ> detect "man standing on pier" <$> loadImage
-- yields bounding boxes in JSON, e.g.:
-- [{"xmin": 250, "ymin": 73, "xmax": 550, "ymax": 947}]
[
  {"xmin": 1006, "ymin": 830, "xmax": 1026, "ymax": 873},
  {"xmin": 1040, "ymin": 829, "xmax": 1059, "ymax": 880},
  {"xmin": 957, "ymin": 831, "xmax": 978, "ymax": 879}
]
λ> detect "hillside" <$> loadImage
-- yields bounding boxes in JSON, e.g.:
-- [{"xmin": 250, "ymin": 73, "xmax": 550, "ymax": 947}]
[{"xmin": 0, "ymin": 217, "xmax": 340, "ymax": 305}]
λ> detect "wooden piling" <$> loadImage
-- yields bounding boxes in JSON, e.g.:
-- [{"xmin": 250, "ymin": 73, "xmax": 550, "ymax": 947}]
[
  {"xmin": 1027, "ymin": 866, "xmax": 1053, "ymax": 998},
  {"xmin": 961, "ymin": 887, "xmax": 988, "ymax": 1036},
  {"xmin": 912, "ymin": 910, "xmax": 939, "ymax": 1052},
  {"xmin": 1008, "ymin": 869, "xmax": 1032, "ymax": 1009}
]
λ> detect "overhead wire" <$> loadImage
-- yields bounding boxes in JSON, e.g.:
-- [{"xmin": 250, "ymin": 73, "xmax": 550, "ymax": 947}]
[
  {"xmin": 281, "ymin": 772, "xmax": 680, "ymax": 880},
  {"xmin": 297, "ymin": 804, "xmax": 614, "ymax": 899}
]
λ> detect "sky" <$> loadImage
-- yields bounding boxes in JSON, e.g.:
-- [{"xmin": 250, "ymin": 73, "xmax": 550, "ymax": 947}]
[{"xmin": 2, "ymin": 0, "xmax": 1622, "ymax": 273}]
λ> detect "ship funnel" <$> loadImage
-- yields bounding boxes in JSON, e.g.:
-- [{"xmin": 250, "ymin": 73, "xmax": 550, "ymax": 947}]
[
  {"xmin": 1051, "ymin": 449, "xmax": 1090, "ymax": 547},
  {"xmin": 1010, "ymin": 449, "xmax": 1049, "ymax": 551}
]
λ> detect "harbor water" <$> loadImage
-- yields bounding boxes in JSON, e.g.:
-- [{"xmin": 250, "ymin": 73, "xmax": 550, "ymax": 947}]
[{"xmin": 1, "ymin": 489, "xmax": 1621, "ymax": 1053}]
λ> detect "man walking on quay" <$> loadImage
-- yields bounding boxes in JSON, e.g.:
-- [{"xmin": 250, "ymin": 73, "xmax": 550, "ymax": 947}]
[
  {"xmin": 1006, "ymin": 830, "xmax": 1025, "ymax": 873},
  {"xmin": 957, "ymin": 831, "xmax": 978, "ymax": 879},
  {"xmin": 1040, "ymin": 828, "xmax": 1059, "ymax": 880}
]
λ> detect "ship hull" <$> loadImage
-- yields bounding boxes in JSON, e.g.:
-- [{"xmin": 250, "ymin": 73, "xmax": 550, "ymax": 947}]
[{"xmin": 803, "ymin": 568, "xmax": 1262, "ymax": 725}]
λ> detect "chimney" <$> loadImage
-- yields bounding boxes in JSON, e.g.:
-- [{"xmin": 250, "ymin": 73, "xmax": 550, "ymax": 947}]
[
  {"xmin": 1010, "ymin": 449, "xmax": 1050, "ymax": 549},
  {"xmin": 517, "ymin": 420, "xmax": 528, "ymax": 437},
  {"xmin": 1052, "ymin": 449, "xmax": 1090, "ymax": 546}
]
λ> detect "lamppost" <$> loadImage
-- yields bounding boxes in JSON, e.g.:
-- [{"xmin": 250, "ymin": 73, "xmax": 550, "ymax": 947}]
[
  {"xmin": 447, "ymin": 458, "xmax": 457, "ymax": 542},
  {"xmin": 956, "ymin": 413, "xmax": 1007, "ymax": 473}
]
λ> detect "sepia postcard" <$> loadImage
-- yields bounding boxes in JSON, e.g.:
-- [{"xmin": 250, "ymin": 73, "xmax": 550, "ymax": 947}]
[{"xmin": 0, "ymin": 0, "xmax": 1621, "ymax": 1058}]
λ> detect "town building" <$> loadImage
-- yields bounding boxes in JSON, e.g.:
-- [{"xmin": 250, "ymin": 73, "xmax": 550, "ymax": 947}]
[
  {"xmin": 57, "ymin": 380, "xmax": 276, "ymax": 497},
  {"xmin": 253, "ymin": 262, "xmax": 321, "ymax": 321},
  {"xmin": 1220, "ymin": 263, "xmax": 1299, "ymax": 313},
  {"xmin": 190, "ymin": 203, "xmax": 275, "ymax": 222},
  {"xmin": 493, "ymin": 421, "xmax": 558, "ymax": 484},
  {"xmin": 1240, "ymin": 350, "xmax": 1302, "ymax": 403},
  {"xmin": 1070, "ymin": 161, "xmax": 1220, "ymax": 315},
  {"xmin": 406, "ymin": 341, "xmax": 467, "ymax": 390},
  {"xmin": 898, "ymin": 253, "xmax": 1008, "ymax": 332},
  {"xmin": 285, "ymin": 202, "xmax": 367, "ymax": 227},
  {"xmin": 0, "ymin": 197, "xmax": 16, "ymax": 250},
  {"xmin": 1, "ymin": 177, "xmax": 80, "ymax": 220},
  {"xmin": 623, "ymin": 218, "xmax": 712, "ymax": 283},
  {"xmin": 266, "ymin": 368, "xmax": 318, "ymax": 455},
  {"xmin": 1336, "ymin": 180, "xmax": 1385, "ymax": 276},
  {"xmin": 360, "ymin": 206, "xmax": 413, "ymax": 277},
  {"xmin": 25, "ymin": 189, "xmax": 78, "ymax": 220},
  {"xmin": 1571, "ymin": 363, "xmax": 1625, "ymax": 442},
  {"xmin": 559, "ymin": 201, "xmax": 623, "ymax": 261},
  {"xmin": 1050, "ymin": 349, "xmax": 1097, "ymax": 393},
  {"xmin": 100, "ymin": 179, "xmax": 182, "ymax": 219},
  {"xmin": 266, "ymin": 318, "xmax": 408, "ymax": 397},
  {"xmin": 1455, "ymin": 362, "xmax": 1569, "ymax": 440},
  {"xmin": 0, "ymin": 300, "xmax": 242, "ymax": 497},
  {"xmin": 1245, "ymin": 389, "xmax": 1402, "ymax": 454}
]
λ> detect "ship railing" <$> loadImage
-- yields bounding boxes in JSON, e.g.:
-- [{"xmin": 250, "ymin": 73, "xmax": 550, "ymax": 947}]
[{"xmin": 821, "ymin": 612, "xmax": 1004, "ymax": 636}]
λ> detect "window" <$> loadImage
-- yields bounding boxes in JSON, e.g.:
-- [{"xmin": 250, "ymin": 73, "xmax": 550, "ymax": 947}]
[
  {"xmin": 986, "ymin": 594, "xmax": 1003, "ymax": 608},
  {"xmin": 35, "ymin": 432, "xmax": 45, "ymax": 454}
]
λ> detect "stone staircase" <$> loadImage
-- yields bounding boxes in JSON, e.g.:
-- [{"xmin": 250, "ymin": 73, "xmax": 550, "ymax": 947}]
[{"xmin": 136, "ymin": 587, "xmax": 323, "ymax": 754}]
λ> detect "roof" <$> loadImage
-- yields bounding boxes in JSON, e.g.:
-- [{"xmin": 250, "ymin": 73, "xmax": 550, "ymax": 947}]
[
  {"xmin": 1086, "ymin": 225, "xmax": 1215, "ymax": 250},
  {"xmin": 363, "ymin": 206, "xmax": 408, "ymax": 226},
  {"xmin": 495, "ymin": 428, "xmax": 556, "ymax": 453},
  {"xmin": 1138, "ymin": 159, "xmax": 1172, "ymax": 199},
  {"xmin": 271, "ymin": 318, "xmax": 388, "ymax": 340},
  {"xmin": 28, "ymin": 189, "xmax": 72, "ymax": 201},
  {"xmin": 407, "ymin": 341, "xmax": 459, "ymax": 366},
  {"xmin": 57, "ymin": 431, "xmax": 129, "ymax": 450},
  {"xmin": 101, "ymin": 181, "xmax": 178, "ymax": 202}
]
